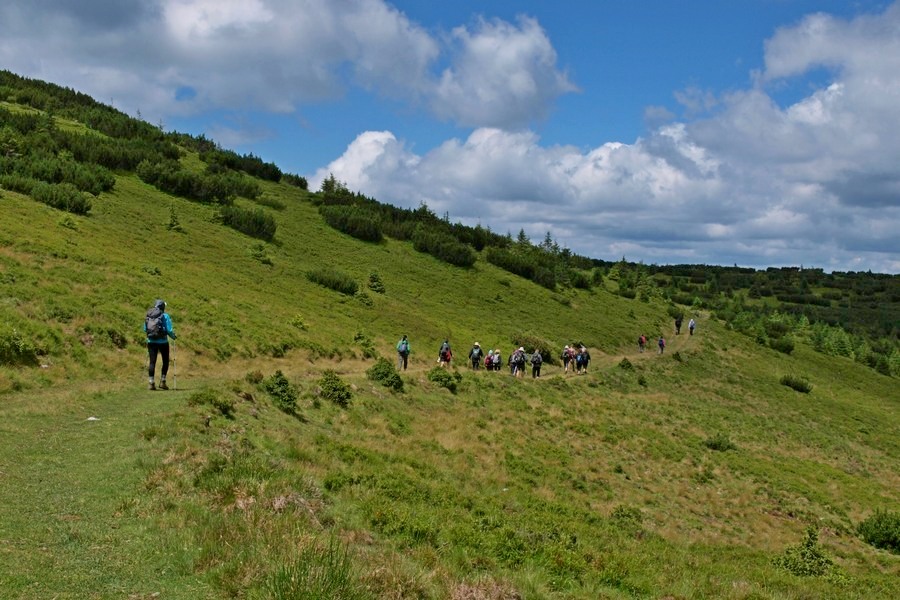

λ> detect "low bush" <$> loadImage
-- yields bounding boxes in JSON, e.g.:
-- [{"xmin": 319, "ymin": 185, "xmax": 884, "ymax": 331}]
[
  {"xmin": 772, "ymin": 528, "xmax": 838, "ymax": 578},
  {"xmin": 319, "ymin": 370, "xmax": 352, "ymax": 408},
  {"xmin": 781, "ymin": 374, "xmax": 812, "ymax": 393},
  {"xmin": 319, "ymin": 204, "xmax": 383, "ymax": 242},
  {"xmin": 770, "ymin": 336, "xmax": 795, "ymax": 355},
  {"xmin": 427, "ymin": 366, "xmax": 458, "ymax": 393},
  {"xmin": 30, "ymin": 181, "xmax": 91, "ymax": 214},
  {"xmin": 510, "ymin": 331, "xmax": 557, "ymax": 365},
  {"xmin": 219, "ymin": 205, "xmax": 276, "ymax": 241},
  {"xmin": 264, "ymin": 370, "xmax": 298, "ymax": 414},
  {"xmin": 367, "ymin": 271, "xmax": 385, "ymax": 294},
  {"xmin": 366, "ymin": 357, "xmax": 403, "ymax": 392},
  {"xmin": 0, "ymin": 327, "xmax": 39, "ymax": 365},
  {"xmin": 702, "ymin": 433, "xmax": 737, "ymax": 452},
  {"xmin": 857, "ymin": 509, "xmax": 900, "ymax": 554},
  {"xmin": 307, "ymin": 268, "xmax": 358, "ymax": 296}
]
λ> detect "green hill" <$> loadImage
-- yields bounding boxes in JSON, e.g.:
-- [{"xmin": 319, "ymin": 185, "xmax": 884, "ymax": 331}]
[{"xmin": 1, "ymin": 73, "xmax": 898, "ymax": 599}]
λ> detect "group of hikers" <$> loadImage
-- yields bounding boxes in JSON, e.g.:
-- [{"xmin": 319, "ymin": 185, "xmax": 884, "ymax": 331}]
[
  {"xmin": 143, "ymin": 299, "xmax": 696, "ymax": 391},
  {"xmin": 394, "ymin": 338, "xmax": 592, "ymax": 379},
  {"xmin": 638, "ymin": 316, "xmax": 697, "ymax": 354}
]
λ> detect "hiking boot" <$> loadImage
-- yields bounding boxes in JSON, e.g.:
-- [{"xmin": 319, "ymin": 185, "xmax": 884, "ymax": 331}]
[
  {"xmin": 159, "ymin": 381, "xmax": 169, "ymax": 390},
  {"xmin": 148, "ymin": 381, "xmax": 156, "ymax": 391}
]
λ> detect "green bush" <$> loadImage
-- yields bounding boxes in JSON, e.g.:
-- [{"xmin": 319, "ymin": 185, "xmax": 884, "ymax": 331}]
[
  {"xmin": 858, "ymin": 509, "xmax": 900, "ymax": 554},
  {"xmin": 772, "ymin": 527, "xmax": 837, "ymax": 577},
  {"xmin": 770, "ymin": 336, "xmax": 795, "ymax": 355},
  {"xmin": 319, "ymin": 204, "xmax": 383, "ymax": 242},
  {"xmin": 0, "ymin": 327, "xmax": 39, "ymax": 365},
  {"xmin": 702, "ymin": 433, "xmax": 737, "ymax": 452},
  {"xmin": 618, "ymin": 357, "xmax": 633, "ymax": 371},
  {"xmin": 30, "ymin": 181, "xmax": 91, "ymax": 214},
  {"xmin": 427, "ymin": 366, "xmax": 458, "ymax": 393},
  {"xmin": 306, "ymin": 268, "xmax": 358, "ymax": 296},
  {"xmin": 319, "ymin": 370, "xmax": 352, "ymax": 408},
  {"xmin": 781, "ymin": 374, "xmax": 812, "ymax": 393},
  {"xmin": 264, "ymin": 370, "xmax": 298, "ymax": 414},
  {"xmin": 366, "ymin": 357, "xmax": 403, "ymax": 392},
  {"xmin": 411, "ymin": 226, "xmax": 476, "ymax": 267},
  {"xmin": 219, "ymin": 205, "xmax": 276, "ymax": 241},
  {"xmin": 367, "ymin": 271, "xmax": 385, "ymax": 294},
  {"xmin": 510, "ymin": 331, "xmax": 556, "ymax": 365}
]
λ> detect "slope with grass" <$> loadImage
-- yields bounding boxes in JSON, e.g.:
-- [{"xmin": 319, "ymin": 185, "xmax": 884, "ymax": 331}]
[{"xmin": 1, "ymin": 103, "xmax": 898, "ymax": 599}]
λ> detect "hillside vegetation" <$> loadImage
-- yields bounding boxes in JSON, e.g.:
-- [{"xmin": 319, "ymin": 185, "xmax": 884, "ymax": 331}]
[{"xmin": 1, "ymin": 71, "xmax": 899, "ymax": 599}]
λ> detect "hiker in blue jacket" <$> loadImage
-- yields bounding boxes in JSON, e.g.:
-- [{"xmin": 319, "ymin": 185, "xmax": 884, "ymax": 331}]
[
  {"xmin": 144, "ymin": 299, "xmax": 176, "ymax": 390},
  {"xmin": 396, "ymin": 335, "xmax": 410, "ymax": 370}
]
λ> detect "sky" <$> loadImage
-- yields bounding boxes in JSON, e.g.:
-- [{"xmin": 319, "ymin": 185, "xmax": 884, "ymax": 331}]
[{"xmin": 2, "ymin": 1, "xmax": 899, "ymax": 273}]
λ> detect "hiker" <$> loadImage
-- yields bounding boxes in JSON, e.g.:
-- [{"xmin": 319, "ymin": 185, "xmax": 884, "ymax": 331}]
[
  {"xmin": 491, "ymin": 349, "xmax": 502, "ymax": 371},
  {"xmin": 658, "ymin": 336, "xmax": 666, "ymax": 354},
  {"xmin": 144, "ymin": 299, "xmax": 176, "ymax": 390},
  {"xmin": 530, "ymin": 348, "xmax": 543, "ymax": 378},
  {"xmin": 638, "ymin": 334, "xmax": 647, "ymax": 353},
  {"xmin": 438, "ymin": 340, "xmax": 452, "ymax": 368},
  {"xmin": 561, "ymin": 345, "xmax": 572, "ymax": 373},
  {"xmin": 512, "ymin": 347, "xmax": 527, "ymax": 378},
  {"xmin": 484, "ymin": 349, "xmax": 494, "ymax": 369},
  {"xmin": 675, "ymin": 316, "xmax": 683, "ymax": 335},
  {"xmin": 396, "ymin": 335, "xmax": 410, "ymax": 371},
  {"xmin": 468, "ymin": 342, "xmax": 483, "ymax": 370},
  {"xmin": 576, "ymin": 346, "xmax": 591, "ymax": 374},
  {"xmin": 689, "ymin": 318, "xmax": 696, "ymax": 336}
]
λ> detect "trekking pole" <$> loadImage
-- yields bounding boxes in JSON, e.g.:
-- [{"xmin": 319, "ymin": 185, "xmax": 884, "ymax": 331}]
[{"xmin": 172, "ymin": 340, "xmax": 177, "ymax": 391}]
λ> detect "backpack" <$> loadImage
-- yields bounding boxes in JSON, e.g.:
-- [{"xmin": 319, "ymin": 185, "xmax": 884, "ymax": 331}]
[
  {"xmin": 531, "ymin": 352, "xmax": 542, "ymax": 365},
  {"xmin": 492, "ymin": 353, "xmax": 501, "ymax": 366},
  {"xmin": 145, "ymin": 307, "xmax": 166, "ymax": 339},
  {"xmin": 399, "ymin": 340, "xmax": 409, "ymax": 354}
]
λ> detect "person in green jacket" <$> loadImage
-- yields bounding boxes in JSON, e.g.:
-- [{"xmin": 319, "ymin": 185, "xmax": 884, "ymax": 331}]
[{"xmin": 396, "ymin": 335, "xmax": 410, "ymax": 371}]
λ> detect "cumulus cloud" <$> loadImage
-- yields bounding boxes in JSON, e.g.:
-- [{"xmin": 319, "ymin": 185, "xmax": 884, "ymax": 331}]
[
  {"xmin": 0, "ymin": 0, "xmax": 570, "ymax": 128},
  {"xmin": 312, "ymin": 3, "xmax": 900, "ymax": 272},
  {"xmin": 430, "ymin": 16, "xmax": 577, "ymax": 128}
]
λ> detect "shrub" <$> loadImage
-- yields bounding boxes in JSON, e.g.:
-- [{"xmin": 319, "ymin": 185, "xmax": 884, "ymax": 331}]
[
  {"xmin": 319, "ymin": 204, "xmax": 383, "ymax": 242},
  {"xmin": 30, "ymin": 181, "xmax": 91, "ymax": 214},
  {"xmin": 0, "ymin": 327, "xmax": 39, "ymax": 365},
  {"xmin": 306, "ymin": 268, "xmax": 358, "ymax": 296},
  {"xmin": 411, "ymin": 226, "xmax": 476, "ymax": 267},
  {"xmin": 367, "ymin": 271, "xmax": 385, "ymax": 294},
  {"xmin": 702, "ymin": 433, "xmax": 737, "ymax": 452},
  {"xmin": 264, "ymin": 370, "xmax": 298, "ymax": 414},
  {"xmin": 219, "ymin": 205, "xmax": 276, "ymax": 241},
  {"xmin": 366, "ymin": 357, "xmax": 403, "ymax": 392},
  {"xmin": 247, "ymin": 242, "xmax": 273, "ymax": 265},
  {"xmin": 858, "ymin": 509, "xmax": 900, "ymax": 554},
  {"xmin": 510, "ymin": 331, "xmax": 556, "ymax": 365},
  {"xmin": 773, "ymin": 527, "xmax": 836, "ymax": 577},
  {"xmin": 427, "ymin": 366, "xmax": 457, "ymax": 393},
  {"xmin": 770, "ymin": 336, "xmax": 795, "ymax": 355},
  {"xmin": 618, "ymin": 357, "xmax": 633, "ymax": 371},
  {"xmin": 319, "ymin": 370, "xmax": 352, "ymax": 408},
  {"xmin": 781, "ymin": 374, "xmax": 812, "ymax": 393}
]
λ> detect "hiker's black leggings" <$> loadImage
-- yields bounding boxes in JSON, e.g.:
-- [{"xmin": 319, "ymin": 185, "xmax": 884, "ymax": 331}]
[{"xmin": 148, "ymin": 343, "xmax": 170, "ymax": 378}]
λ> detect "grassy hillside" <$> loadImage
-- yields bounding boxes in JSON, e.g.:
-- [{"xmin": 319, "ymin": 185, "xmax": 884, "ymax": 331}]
[{"xmin": 1, "ymin": 101, "xmax": 899, "ymax": 599}]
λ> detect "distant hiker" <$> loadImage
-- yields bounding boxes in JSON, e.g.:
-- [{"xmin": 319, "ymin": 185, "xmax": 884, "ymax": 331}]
[
  {"xmin": 396, "ymin": 335, "xmax": 410, "ymax": 371},
  {"xmin": 512, "ymin": 347, "xmax": 527, "ymax": 378},
  {"xmin": 689, "ymin": 318, "xmax": 696, "ymax": 336},
  {"xmin": 530, "ymin": 349, "xmax": 543, "ymax": 378},
  {"xmin": 144, "ymin": 299, "xmax": 176, "ymax": 390},
  {"xmin": 675, "ymin": 316, "xmax": 683, "ymax": 335},
  {"xmin": 438, "ymin": 340, "xmax": 452, "ymax": 368},
  {"xmin": 638, "ymin": 334, "xmax": 647, "ymax": 353},
  {"xmin": 658, "ymin": 336, "xmax": 666, "ymax": 354},
  {"xmin": 469, "ymin": 342, "xmax": 483, "ymax": 370},
  {"xmin": 491, "ymin": 350, "xmax": 502, "ymax": 371},
  {"xmin": 561, "ymin": 345, "xmax": 573, "ymax": 373},
  {"xmin": 576, "ymin": 346, "xmax": 591, "ymax": 374},
  {"xmin": 484, "ymin": 350, "xmax": 493, "ymax": 369}
]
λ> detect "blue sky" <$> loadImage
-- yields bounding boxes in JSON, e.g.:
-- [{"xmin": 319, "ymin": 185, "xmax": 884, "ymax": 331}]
[{"xmin": 2, "ymin": 1, "xmax": 898, "ymax": 272}]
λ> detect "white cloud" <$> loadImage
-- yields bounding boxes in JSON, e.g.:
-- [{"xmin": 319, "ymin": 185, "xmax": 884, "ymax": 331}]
[{"xmin": 429, "ymin": 16, "xmax": 577, "ymax": 128}]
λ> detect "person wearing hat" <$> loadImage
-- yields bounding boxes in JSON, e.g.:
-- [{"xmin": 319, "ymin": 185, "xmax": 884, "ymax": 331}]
[
  {"xmin": 513, "ymin": 347, "xmax": 527, "ymax": 378},
  {"xmin": 468, "ymin": 342, "xmax": 483, "ymax": 370},
  {"xmin": 561, "ymin": 345, "xmax": 573, "ymax": 373},
  {"xmin": 144, "ymin": 298, "xmax": 177, "ymax": 390}
]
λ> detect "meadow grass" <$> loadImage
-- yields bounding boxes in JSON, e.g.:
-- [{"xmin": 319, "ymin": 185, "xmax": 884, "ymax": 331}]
[{"xmin": 1, "ymin": 164, "xmax": 898, "ymax": 598}]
